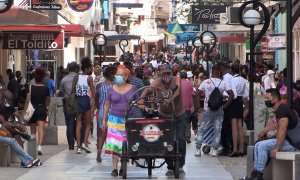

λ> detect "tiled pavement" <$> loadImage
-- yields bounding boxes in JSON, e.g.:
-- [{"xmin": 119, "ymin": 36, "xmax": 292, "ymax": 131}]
[{"xmin": 17, "ymin": 141, "xmax": 235, "ymax": 180}]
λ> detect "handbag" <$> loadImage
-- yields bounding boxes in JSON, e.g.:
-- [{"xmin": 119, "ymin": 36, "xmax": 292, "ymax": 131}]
[
  {"xmin": 65, "ymin": 74, "xmax": 79, "ymax": 115},
  {"xmin": 24, "ymin": 85, "xmax": 35, "ymax": 121}
]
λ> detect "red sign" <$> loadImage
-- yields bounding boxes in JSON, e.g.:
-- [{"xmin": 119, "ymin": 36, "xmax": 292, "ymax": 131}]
[
  {"xmin": 2, "ymin": 31, "xmax": 64, "ymax": 50},
  {"xmin": 67, "ymin": 0, "xmax": 94, "ymax": 12}
]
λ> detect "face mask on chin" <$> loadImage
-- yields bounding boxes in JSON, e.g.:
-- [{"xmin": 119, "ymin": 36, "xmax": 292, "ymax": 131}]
[{"xmin": 265, "ymin": 100, "xmax": 275, "ymax": 108}]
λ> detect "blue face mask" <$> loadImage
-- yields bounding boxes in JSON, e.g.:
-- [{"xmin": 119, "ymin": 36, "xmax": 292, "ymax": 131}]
[{"xmin": 114, "ymin": 75, "xmax": 125, "ymax": 85}]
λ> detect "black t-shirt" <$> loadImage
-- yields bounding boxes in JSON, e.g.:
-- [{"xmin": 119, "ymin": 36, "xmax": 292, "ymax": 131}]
[
  {"xmin": 29, "ymin": 85, "xmax": 50, "ymax": 106},
  {"xmin": 0, "ymin": 105, "xmax": 16, "ymax": 121},
  {"xmin": 275, "ymin": 104, "xmax": 298, "ymax": 130}
]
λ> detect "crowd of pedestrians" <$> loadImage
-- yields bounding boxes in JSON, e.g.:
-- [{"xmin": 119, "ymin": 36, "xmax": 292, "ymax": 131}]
[{"xmin": 0, "ymin": 50, "xmax": 300, "ymax": 180}]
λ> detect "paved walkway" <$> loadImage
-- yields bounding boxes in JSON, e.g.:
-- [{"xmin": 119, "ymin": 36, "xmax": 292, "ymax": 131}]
[{"xmin": 18, "ymin": 139, "xmax": 234, "ymax": 180}]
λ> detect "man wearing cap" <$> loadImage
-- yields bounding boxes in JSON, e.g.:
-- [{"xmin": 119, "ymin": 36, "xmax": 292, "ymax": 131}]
[
  {"xmin": 59, "ymin": 62, "xmax": 78, "ymax": 150},
  {"xmin": 140, "ymin": 64, "xmax": 186, "ymax": 176},
  {"xmin": 264, "ymin": 70, "xmax": 275, "ymax": 90}
]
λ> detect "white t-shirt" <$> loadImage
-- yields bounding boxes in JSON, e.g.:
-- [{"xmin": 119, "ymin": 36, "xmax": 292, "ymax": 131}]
[
  {"xmin": 264, "ymin": 76, "xmax": 275, "ymax": 90},
  {"xmin": 223, "ymin": 73, "xmax": 233, "ymax": 97},
  {"xmin": 199, "ymin": 78, "xmax": 231, "ymax": 110},
  {"xmin": 150, "ymin": 60, "xmax": 158, "ymax": 68}
]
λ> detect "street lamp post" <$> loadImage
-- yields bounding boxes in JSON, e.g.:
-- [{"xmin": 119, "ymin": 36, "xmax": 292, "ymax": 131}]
[
  {"xmin": 92, "ymin": 34, "xmax": 107, "ymax": 66},
  {"xmin": 138, "ymin": 38, "xmax": 145, "ymax": 59},
  {"xmin": 200, "ymin": 31, "xmax": 217, "ymax": 73},
  {"xmin": 0, "ymin": 0, "xmax": 13, "ymax": 14},
  {"xmin": 119, "ymin": 39, "xmax": 129, "ymax": 54},
  {"xmin": 192, "ymin": 36, "xmax": 202, "ymax": 65},
  {"xmin": 238, "ymin": 1, "xmax": 270, "ymax": 131}
]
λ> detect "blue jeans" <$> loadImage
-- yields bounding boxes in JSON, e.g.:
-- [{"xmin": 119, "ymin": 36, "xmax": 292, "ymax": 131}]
[
  {"xmin": 0, "ymin": 136, "xmax": 33, "ymax": 166},
  {"xmin": 254, "ymin": 139, "xmax": 296, "ymax": 173},
  {"xmin": 196, "ymin": 108, "xmax": 224, "ymax": 150},
  {"xmin": 63, "ymin": 99, "xmax": 76, "ymax": 147}
]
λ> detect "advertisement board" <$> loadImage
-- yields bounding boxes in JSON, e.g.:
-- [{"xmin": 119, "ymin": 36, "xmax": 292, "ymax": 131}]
[
  {"xmin": 267, "ymin": 34, "xmax": 286, "ymax": 50},
  {"xmin": 2, "ymin": 31, "xmax": 64, "ymax": 50},
  {"xmin": 192, "ymin": 5, "xmax": 226, "ymax": 24}
]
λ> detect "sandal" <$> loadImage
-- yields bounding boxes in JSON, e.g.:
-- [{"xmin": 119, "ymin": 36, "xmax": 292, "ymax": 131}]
[{"xmin": 111, "ymin": 169, "xmax": 118, "ymax": 177}]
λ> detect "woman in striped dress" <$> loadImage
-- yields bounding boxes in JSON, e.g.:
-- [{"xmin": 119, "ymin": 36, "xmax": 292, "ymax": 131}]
[
  {"xmin": 101, "ymin": 65, "xmax": 138, "ymax": 177},
  {"xmin": 95, "ymin": 66, "xmax": 116, "ymax": 162}
]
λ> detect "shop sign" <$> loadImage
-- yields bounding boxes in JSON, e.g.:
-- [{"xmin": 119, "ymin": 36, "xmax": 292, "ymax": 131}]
[
  {"xmin": 2, "ymin": 31, "xmax": 64, "ymax": 50},
  {"xmin": 267, "ymin": 34, "xmax": 286, "ymax": 50},
  {"xmin": 192, "ymin": 5, "xmax": 226, "ymax": 24},
  {"xmin": 31, "ymin": 0, "xmax": 62, "ymax": 10},
  {"xmin": 167, "ymin": 24, "xmax": 200, "ymax": 33},
  {"xmin": 140, "ymin": 124, "xmax": 163, "ymax": 143},
  {"xmin": 245, "ymin": 38, "xmax": 261, "ymax": 50},
  {"xmin": 67, "ymin": 0, "xmax": 94, "ymax": 12}
]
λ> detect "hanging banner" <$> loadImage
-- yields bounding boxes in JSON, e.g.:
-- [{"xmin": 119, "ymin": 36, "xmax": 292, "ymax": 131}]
[
  {"xmin": 267, "ymin": 34, "xmax": 286, "ymax": 50},
  {"xmin": 192, "ymin": 5, "xmax": 226, "ymax": 24},
  {"xmin": 2, "ymin": 31, "xmax": 64, "ymax": 50},
  {"xmin": 67, "ymin": 0, "xmax": 94, "ymax": 12}
]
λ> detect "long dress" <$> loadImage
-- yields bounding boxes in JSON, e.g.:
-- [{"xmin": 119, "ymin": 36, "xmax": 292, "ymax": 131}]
[{"xmin": 96, "ymin": 83, "xmax": 112, "ymax": 128}]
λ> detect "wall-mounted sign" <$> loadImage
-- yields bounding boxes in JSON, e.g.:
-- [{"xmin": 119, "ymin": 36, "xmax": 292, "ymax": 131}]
[
  {"xmin": 31, "ymin": 0, "xmax": 62, "ymax": 10},
  {"xmin": 167, "ymin": 24, "xmax": 200, "ymax": 33},
  {"xmin": 67, "ymin": 0, "xmax": 94, "ymax": 12},
  {"xmin": 2, "ymin": 31, "xmax": 64, "ymax": 50},
  {"xmin": 192, "ymin": 5, "xmax": 226, "ymax": 24},
  {"xmin": 267, "ymin": 34, "xmax": 286, "ymax": 50}
]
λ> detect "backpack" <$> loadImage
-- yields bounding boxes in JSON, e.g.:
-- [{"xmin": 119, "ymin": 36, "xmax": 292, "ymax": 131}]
[
  {"xmin": 207, "ymin": 79, "xmax": 223, "ymax": 111},
  {"xmin": 65, "ymin": 75, "xmax": 79, "ymax": 115}
]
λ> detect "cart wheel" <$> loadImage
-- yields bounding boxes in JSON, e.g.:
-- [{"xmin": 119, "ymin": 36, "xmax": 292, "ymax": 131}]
[
  {"xmin": 147, "ymin": 158, "xmax": 152, "ymax": 176},
  {"xmin": 174, "ymin": 157, "xmax": 180, "ymax": 179},
  {"xmin": 121, "ymin": 157, "xmax": 127, "ymax": 179},
  {"xmin": 202, "ymin": 145, "xmax": 211, "ymax": 154}
]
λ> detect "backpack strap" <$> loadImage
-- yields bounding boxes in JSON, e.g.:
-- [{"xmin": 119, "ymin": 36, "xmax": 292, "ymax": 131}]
[
  {"xmin": 71, "ymin": 74, "xmax": 79, "ymax": 94},
  {"xmin": 209, "ymin": 78, "xmax": 222, "ymax": 88}
]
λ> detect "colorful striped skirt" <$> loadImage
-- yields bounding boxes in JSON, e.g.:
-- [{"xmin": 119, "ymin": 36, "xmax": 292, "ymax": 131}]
[{"xmin": 104, "ymin": 114, "xmax": 127, "ymax": 157}]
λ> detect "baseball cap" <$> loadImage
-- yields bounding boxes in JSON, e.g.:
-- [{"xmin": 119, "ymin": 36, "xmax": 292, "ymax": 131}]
[
  {"xmin": 187, "ymin": 71, "xmax": 193, "ymax": 78},
  {"xmin": 158, "ymin": 64, "xmax": 172, "ymax": 74},
  {"xmin": 267, "ymin": 70, "xmax": 275, "ymax": 76}
]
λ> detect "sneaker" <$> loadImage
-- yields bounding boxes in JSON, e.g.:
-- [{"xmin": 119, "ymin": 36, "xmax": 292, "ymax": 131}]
[
  {"xmin": 179, "ymin": 168, "xmax": 185, "ymax": 175},
  {"xmin": 38, "ymin": 151, "xmax": 43, "ymax": 156},
  {"xmin": 195, "ymin": 148, "xmax": 201, "ymax": 156},
  {"xmin": 76, "ymin": 147, "xmax": 82, "ymax": 154},
  {"xmin": 209, "ymin": 147, "xmax": 218, "ymax": 157},
  {"xmin": 119, "ymin": 169, "xmax": 123, "ymax": 176},
  {"xmin": 165, "ymin": 170, "xmax": 174, "ymax": 176},
  {"xmin": 111, "ymin": 169, "xmax": 118, "ymax": 177},
  {"xmin": 81, "ymin": 143, "xmax": 92, "ymax": 153},
  {"xmin": 186, "ymin": 140, "xmax": 191, "ymax": 144}
]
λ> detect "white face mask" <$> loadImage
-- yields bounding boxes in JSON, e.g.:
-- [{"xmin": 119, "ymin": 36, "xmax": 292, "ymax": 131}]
[{"xmin": 3, "ymin": 99, "xmax": 11, "ymax": 107}]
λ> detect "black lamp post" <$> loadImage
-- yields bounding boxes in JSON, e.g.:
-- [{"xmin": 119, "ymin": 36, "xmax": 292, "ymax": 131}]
[
  {"xmin": 92, "ymin": 34, "xmax": 107, "ymax": 66},
  {"xmin": 119, "ymin": 39, "xmax": 128, "ymax": 54},
  {"xmin": 0, "ymin": 0, "xmax": 13, "ymax": 14},
  {"xmin": 200, "ymin": 31, "xmax": 217, "ymax": 73},
  {"xmin": 138, "ymin": 38, "xmax": 145, "ymax": 59},
  {"xmin": 238, "ymin": 1, "xmax": 270, "ymax": 131}
]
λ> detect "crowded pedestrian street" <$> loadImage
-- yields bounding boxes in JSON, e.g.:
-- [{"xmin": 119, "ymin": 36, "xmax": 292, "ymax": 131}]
[
  {"xmin": 1, "ymin": 136, "xmax": 246, "ymax": 180},
  {"xmin": 1, "ymin": 0, "xmax": 300, "ymax": 180}
]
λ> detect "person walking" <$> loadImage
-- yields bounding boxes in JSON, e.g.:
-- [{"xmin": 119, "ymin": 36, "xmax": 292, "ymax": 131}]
[
  {"xmin": 195, "ymin": 64, "xmax": 234, "ymax": 157},
  {"xmin": 101, "ymin": 65, "xmax": 138, "ymax": 176},
  {"xmin": 25, "ymin": 67, "xmax": 50, "ymax": 155},
  {"xmin": 75, "ymin": 57, "xmax": 95, "ymax": 154},
  {"xmin": 95, "ymin": 66, "xmax": 116, "ymax": 162},
  {"xmin": 59, "ymin": 62, "xmax": 78, "ymax": 150}
]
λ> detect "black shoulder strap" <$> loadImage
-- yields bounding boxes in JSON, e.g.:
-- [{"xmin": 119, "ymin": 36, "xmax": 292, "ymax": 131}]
[
  {"xmin": 71, "ymin": 74, "xmax": 79, "ymax": 94},
  {"xmin": 209, "ymin": 79, "xmax": 216, "ymax": 87}
]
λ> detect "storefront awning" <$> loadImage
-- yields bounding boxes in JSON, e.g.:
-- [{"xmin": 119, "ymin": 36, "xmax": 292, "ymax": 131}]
[
  {"xmin": 0, "ymin": 6, "xmax": 48, "ymax": 24},
  {"xmin": 0, "ymin": 24, "xmax": 64, "ymax": 32},
  {"xmin": 62, "ymin": 24, "xmax": 86, "ymax": 37},
  {"xmin": 213, "ymin": 24, "xmax": 265, "ymax": 33}
]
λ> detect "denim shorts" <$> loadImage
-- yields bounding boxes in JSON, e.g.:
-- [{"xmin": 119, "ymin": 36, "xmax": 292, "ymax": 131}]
[{"xmin": 77, "ymin": 96, "xmax": 91, "ymax": 113}]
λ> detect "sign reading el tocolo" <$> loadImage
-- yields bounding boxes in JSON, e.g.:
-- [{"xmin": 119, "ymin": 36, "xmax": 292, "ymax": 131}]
[{"xmin": 2, "ymin": 31, "xmax": 64, "ymax": 50}]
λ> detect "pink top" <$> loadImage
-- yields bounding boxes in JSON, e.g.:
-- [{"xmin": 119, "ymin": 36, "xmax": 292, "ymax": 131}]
[{"xmin": 180, "ymin": 79, "xmax": 194, "ymax": 111}]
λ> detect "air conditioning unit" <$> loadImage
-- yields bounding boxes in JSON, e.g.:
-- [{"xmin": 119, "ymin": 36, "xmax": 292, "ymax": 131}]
[
  {"xmin": 227, "ymin": 7, "xmax": 252, "ymax": 25},
  {"xmin": 219, "ymin": 13, "xmax": 228, "ymax": 25}
]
